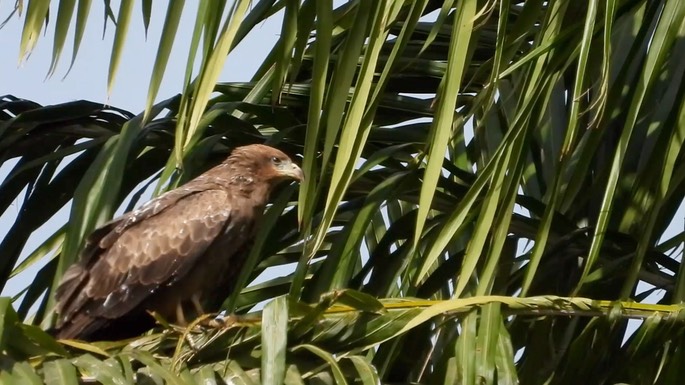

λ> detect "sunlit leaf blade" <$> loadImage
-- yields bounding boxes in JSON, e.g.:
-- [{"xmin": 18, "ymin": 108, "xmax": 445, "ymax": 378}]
[
  {"xmin": 262, "ymin": 296, "xmax": 288, "ymax": 385},
  {"xmin": 43, "ymin": 359, "xmax": 79, "ymax": 385},
  {"xmin": 65, "ymin": 0, "xmax": 94, "ymax": 75},
  {"xmin": 107, "ymin": 0, "xmax": 135, "ymax": 97},
  {"xmin": 18, "ymin": 0, "xmax": 50, "ymax": 63},
  {"xmin": 47, "ymin": 0, "xmax": 78, "ymax": 78},
  {"xmin": 144, "ymin": 0, "xmax": 186, "ymax": 121}
]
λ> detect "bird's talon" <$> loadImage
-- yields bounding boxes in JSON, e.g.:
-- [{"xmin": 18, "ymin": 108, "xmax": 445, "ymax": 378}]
[
  {"xmin": 207, "ymin": 318, "xmax": 226, "ymax": 328},
  {"xmin": 205, "ymin": 314, "xmax": 241, "ymax": 329}
]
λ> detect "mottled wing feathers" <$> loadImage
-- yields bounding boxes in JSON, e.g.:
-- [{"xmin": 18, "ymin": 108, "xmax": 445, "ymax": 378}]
[
  {"xmin": 96, "ymin": 181, "xmax": 217, "ymax": 251},
  {"xmin": 56, "ymin": 188, "xmax": 233, "ymax": 327},
  {"xmin": 55, "ymin": 184, "xmax": 209, "ymax": 320}
]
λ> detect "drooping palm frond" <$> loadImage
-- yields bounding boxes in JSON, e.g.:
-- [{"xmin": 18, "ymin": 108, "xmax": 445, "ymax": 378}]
[
  {"xmin": 3, "ymin": 0, "xmax": 685, "ymax": 383},
  {"xmin": 1, "ymin": 292, "xmax": 684, "ymax": 384}
]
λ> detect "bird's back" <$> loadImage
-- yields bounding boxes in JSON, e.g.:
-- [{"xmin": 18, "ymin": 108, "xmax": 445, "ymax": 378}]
[{"xmin": 53, "ymin": 186, "xmax": 256, "ymax": 340}]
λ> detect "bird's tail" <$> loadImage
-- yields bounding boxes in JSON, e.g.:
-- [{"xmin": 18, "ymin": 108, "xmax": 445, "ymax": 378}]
[{"xmin": 50, "ymin": 312, "xmax": 156, "ymax": 342}]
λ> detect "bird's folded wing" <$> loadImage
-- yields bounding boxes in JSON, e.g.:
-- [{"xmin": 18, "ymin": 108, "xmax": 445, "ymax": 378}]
[{"xmin": 56, "ymin": 188, "xmax": 238, "ymax": 324}]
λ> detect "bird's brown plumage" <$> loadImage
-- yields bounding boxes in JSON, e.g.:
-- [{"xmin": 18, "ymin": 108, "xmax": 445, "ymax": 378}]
[{"xmin": 53, "ymin": 144, "xmax": 303, "ymax": 341}]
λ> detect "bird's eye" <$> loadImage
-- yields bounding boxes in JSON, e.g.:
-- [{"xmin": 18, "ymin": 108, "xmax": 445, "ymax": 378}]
[{"xmin": 271, "ymin": 156, "xmax": 282, "ymax": 164}]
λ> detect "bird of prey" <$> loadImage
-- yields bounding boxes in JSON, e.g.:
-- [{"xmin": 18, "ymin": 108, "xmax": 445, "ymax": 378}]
[{"xmin": 52, "ymin": 144, "xmax": 303, "ymax": 341}]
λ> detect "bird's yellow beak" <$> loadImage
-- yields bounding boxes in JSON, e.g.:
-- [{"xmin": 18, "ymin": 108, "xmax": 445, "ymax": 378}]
[{"xmin": 281, "ymin": 162, "xmax": 304, "ymax": 182}]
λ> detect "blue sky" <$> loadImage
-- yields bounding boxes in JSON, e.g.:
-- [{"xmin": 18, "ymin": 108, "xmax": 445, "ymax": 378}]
[
  {"xmin": 1, "ymin": 2, "xmax": 281, "ymax": 110},
  {"xmin": 0, "ymin": 2, "xmax": 283, "ymax": 299}
]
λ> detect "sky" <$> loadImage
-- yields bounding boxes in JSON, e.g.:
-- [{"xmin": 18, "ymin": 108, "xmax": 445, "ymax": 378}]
[
  {"xmin": 0, "ymin": 2, "xmax": 283, "ymax": 299},
  {"xmin": 1, "ymin": 2, "xmax": 281, "ymax": 110}
]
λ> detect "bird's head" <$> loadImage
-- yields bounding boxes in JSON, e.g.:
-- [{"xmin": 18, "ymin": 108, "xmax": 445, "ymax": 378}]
[{"xmin": 227, "ymin": 144, "xmax": 304, "ymax": 186}]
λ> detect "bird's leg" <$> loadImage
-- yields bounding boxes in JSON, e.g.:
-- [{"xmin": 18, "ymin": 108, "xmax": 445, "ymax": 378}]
[
  {"xmin": 191, "ymin": 293, "xmax": 205, "ymax": 317},
  {"xmin": 174, "ymin": 295, "xmax": 205, "ymax": 327},
  {"xmin": 175, "ymin": 301, "xmax": 187, "ymax": 326}
]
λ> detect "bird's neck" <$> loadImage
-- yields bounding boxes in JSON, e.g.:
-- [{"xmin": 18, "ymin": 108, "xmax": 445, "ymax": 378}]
[
  {"xmin": 231, "ymin": 174, "xmax": 272, "ymax": 202},
  {"xmin": 201, "ymin": 162, "xmax": 274, "ymax": 204}
]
